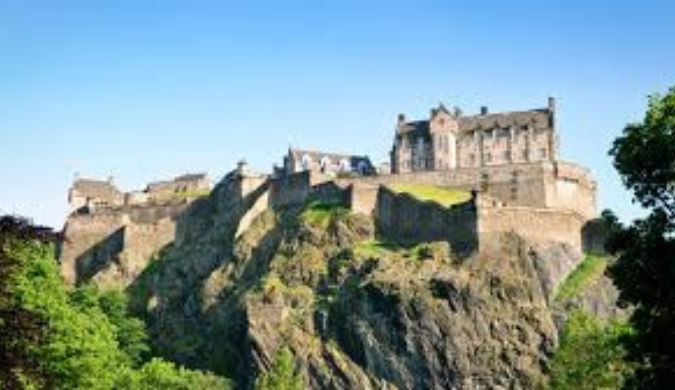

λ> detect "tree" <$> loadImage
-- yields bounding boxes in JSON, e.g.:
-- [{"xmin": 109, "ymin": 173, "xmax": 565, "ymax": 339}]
[
  {"xmin": 607, "ymin": 86, "xmax": 675, "ymax": 387},
  {"xmin": 549, "ymin": 310, "xmax": 632, "ymax": 390},
  {"xmin": 255, "ymin": 347, "xmax": 304, "ymax": 390},
  {"xmin": 0, "ymin": 215, "xmax": 232, "ymax": 389}
]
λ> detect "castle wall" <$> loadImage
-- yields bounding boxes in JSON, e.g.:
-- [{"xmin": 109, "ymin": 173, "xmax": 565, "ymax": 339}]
[
  {"xmin": 375, "ymin": 187, "xmax": 478, "ymax": 254},
  {"xmin": 336, "ymin": 161, "xmax": 596, "ymax": 219},
  {"xmin": 269, "ymin": 171, "xmax": 311, "ymax": 207},
  {"xmin": 476, "ymin": 198, "xmax": 584, "ymax": 253},
  {"xmin": 59, "ymin": 203, "xmax": 187, "ymax": 285},
  {"xmin": 347, "ymin": 183, "xmax": 379, "ymax": 216},
  {"xmin": 60, "ymin": 213, "xmax": 127, "ymax": 285}
]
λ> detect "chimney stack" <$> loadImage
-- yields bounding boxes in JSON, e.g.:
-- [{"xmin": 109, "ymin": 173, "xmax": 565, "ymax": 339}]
[
  {"xmin": 480, "ymin": 106, "xmax": 489, "ymax": 115},
  {"xmin": 548, "ymin": 96, "xmax": 556, "ymax": 112},
  {"xmin": 397, "ymin": 113, "xmax": 406, "ymax": 123}
]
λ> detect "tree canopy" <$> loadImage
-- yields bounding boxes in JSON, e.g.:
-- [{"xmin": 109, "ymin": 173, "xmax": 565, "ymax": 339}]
[{"xmin": 607, "ymin": 87, "xmax": 675, "ymax": 388}]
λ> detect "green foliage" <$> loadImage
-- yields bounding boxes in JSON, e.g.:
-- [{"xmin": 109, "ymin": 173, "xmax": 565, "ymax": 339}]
[
  {"xmin": 549, "ymin": 311, "xmax": 633, "ymax": 390},
  {"xmin": 607, "ymin": 86, "xmax": 675, "ymax": 387},
  {"xmin": 555, "ymin": 255, "xmax": 608, "ymax": 301},
  {"xmin": 6, "ymin": 239, "xmax": 123, "ymax": 388},
  {"xmin": 70, "ymin": 286, "xmax": 150, "ymax": 366},
  {"xmin": 386, "ymin": 184, "xmax": 472, "ymax": 207},
  {"xmin": 117, "ymin": 358, "xmax": 231, "ymax": 389},
  {"xmin": 354, "ymin": 239, "xmax": 450, "ymax": 263},
  {"xmin": 300, "ymin": 200, "xmax": 349, "ymax": 227},
  {"xmin": 255, "ymin": 347, "xmax": 304, "ymax": 390},
  {"xmin": 0, "ymin": 215, "xmax": 231, "ymax": 389}
]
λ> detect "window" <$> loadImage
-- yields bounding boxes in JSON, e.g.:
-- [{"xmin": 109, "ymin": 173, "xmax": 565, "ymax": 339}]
[
  {"xmin": 539, "ymin": 148, "xmax": 547, "ymax": 158},
  {"xmin": 301, "ymin": 154, "xmax": 312, "ymax": 170},
  {"xmin": 339, "ymin": 159, "xmax": 351, "ymax": 172},
  {"xmin": 504, "ymin": 151, "xmax": 511, "ymax": 161},
  {"xmin": 485, "ymin": 153, "xmax": 492, "ymax": 163},
  {"xmin": 510, "ymin": 186, "xmax": 518, "ymax": 201}
]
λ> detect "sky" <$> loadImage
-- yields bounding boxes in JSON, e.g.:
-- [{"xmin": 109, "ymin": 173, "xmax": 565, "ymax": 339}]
[{"xmin": 1, "ymin": 0, "xmax": 673, "ymax": 228}]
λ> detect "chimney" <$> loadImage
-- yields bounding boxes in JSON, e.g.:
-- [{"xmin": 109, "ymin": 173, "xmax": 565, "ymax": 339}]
[
  {"xmin": 480, "ymin": 106, "xmax": 489, "ymax": 115},
  {"xmin": 548, "ymin": 96, "xmax": 556, "ymax": 112},
  {"xmin": 397, "ymin": 113, "xmax": 406, "ymax": 123}
]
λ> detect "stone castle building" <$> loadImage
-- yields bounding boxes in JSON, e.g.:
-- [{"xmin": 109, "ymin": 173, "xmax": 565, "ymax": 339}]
[
  {"xmin": 391, "ymin": 98, "xmax": 557, "ymax": 173},
  {"xmin": 60, "ymin": 96, "xmax": 602, "ymax": 294},
  {"xmin": 68, "ymin": 173, "xmax": 210, "ymax": 213},
  {"xmin": 281, "ymin": 148, "xmax": 374, "ymax": 176}
]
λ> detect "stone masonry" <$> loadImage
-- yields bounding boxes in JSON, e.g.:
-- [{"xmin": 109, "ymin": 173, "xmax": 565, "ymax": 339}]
[{"xmin": 60, "ymin": 97, "xmax": 599, "ymax": 293}]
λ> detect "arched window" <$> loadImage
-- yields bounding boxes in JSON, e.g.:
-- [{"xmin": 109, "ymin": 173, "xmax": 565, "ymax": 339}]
[{"xmin": 301, "ymin": 154, "xmax": 312, "ymax": 170}]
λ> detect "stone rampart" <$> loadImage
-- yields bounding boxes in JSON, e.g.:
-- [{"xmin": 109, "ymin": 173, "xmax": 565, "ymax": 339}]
[
  {"xmin": 60, "ymin": 213, "xmax": 127, "ymax": 285},
  {"xmin": 337, "ymin": 160, "xmax": 596, "ymax": 220},
  {"xmin": 269, "ymin": 171, "xmax": 311, "ymax": 207},
  {"xmin": 476, "ymin": 197, "xmax": 585, "ymax": 253},
  {"xmin": 347, "ymin": 183, "xmax": 379, "ymax": 216},
  {"xmin": 375, "ymin": 187, "xmax": 478, "ymax": 254}
]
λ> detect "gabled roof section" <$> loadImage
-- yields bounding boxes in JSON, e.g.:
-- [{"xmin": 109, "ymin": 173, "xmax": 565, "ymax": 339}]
[
  {"xmin": 72, "ymin": 179, "xmax": 121, "ymax": 199},
  {"xmin": 458, "ymin": 108, "xmax": 552, "ymax": 132}
]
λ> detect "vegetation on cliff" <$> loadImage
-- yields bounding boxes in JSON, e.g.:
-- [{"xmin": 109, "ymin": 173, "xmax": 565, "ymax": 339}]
[
  {"xmin": 386, "ymin": 183, "xmax": 472, "ymax": 207},
  {"xmin": 548, "ymin": 310, "xmax": 632, "ymax": 389}
]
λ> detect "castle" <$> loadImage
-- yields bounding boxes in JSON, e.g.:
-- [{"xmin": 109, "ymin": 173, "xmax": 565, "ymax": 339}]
[
  {"xmin": 59, "ymin": 97, "xmax": 601, "ymax": 293},
  {"xmin": 391, "ymin": 98, "xmax": 557, "ymax": 172}
]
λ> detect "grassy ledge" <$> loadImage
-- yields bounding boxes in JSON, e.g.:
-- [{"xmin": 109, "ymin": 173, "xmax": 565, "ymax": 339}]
[
  {"xmin": 555, "ymin": 254, "xmax": 609, "ymax": 301},
  {"xmin": 386, "ymin": 184, "xmax": 471, "ymax": 207},
  {"xmin": 300, "ymin": 200, "xmax": 349, "ymax": 227}
]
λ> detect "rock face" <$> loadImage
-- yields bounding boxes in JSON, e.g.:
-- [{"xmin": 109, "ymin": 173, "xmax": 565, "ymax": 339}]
[
  {"xmin": 61, "ymin": 172, "xmax": 620, "ymax": 389},
  {"xmin": 109, "ymin": 171, "xmax": 608, "ymax": 389}
]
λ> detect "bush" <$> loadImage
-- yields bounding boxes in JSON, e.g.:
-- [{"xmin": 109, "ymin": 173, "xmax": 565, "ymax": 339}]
[
  {"xmin": 549, "ymin": 310, "xmax": 633, "ymax": 389},
  {"xmin": 256, "ymin": 347, "xmax": 304, "ymax": 390}
]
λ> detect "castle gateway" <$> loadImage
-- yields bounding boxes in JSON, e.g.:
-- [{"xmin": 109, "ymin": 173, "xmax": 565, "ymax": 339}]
[{"xmin": 391, "ymin": 98, "xmax": 557, "ymax": 173}]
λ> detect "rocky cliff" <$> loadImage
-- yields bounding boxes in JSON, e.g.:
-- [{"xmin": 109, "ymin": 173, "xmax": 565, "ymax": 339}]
[{"xmin": 65, "ymin": 174, "xmax": 618, "ymax": 389}]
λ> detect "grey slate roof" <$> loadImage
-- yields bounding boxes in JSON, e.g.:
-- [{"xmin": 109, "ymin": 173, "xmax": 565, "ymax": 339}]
[{"xmin": 397, "ymin": 107, "xmax": 552, "ymax": 137}]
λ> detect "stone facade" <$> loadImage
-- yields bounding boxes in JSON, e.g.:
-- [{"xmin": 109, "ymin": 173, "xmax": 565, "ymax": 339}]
[
  {"xmin": 335, "ymin": 160, "xmax": 597, "ymax": 221},
  {"xmin": 282, "ymin": 148, "xmax": 375, "ymax": 176},
  {"xmin": 69, "ymin": 178, "xmax": 124, "ymax": 212},
  {"xmin": 391, "ymin": 98, "xmax": 558, "ymax": 173},
  {"xmin": 60, "ymin": 96, "xmax": 598, "ymax": 293},
  {"xmin": 68, "ymin": 173, "xmax": 210, "ymax": 213}
]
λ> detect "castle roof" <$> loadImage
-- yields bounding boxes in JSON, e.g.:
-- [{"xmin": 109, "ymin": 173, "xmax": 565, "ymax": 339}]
[
  {"xmin": 72, "ymin": 179, "xmax": 121, "ymax": 199},
  {"xmin": 174, "ymin": 173, "xmax": 207, "ymax": 182},
  {"xmin": 397, "ymin": 107, "xmax": 553, "ymax": 137}
]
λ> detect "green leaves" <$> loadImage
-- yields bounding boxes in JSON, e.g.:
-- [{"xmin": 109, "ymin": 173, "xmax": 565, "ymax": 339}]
[
  {"xmin": 606, "ymin": 86, "xmax": 675, "ymax": 387},
  {"xmin": 255, "ymin": 347, "xmax": 304, "ymax": 390},
  {"xmin": 549, "ymin": 311, "xmax": 633, "ymax": 390},
  {"xmin": 609, "ymin": 87, "xmax": 675, "ymax": 216},
  {"xmin": 0, "ymin": 216, "xmax": 232, "ymax": 389}
]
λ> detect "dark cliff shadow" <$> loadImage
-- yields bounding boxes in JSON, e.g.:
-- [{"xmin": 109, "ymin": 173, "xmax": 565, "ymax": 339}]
[
  {"xmin": 73, "ymin": 227, "xmax": 125, "ymax": 282},
  {"xmin": 124, "ymin": 176, "xmax": 289, "ymax": 386},
  {"xmin": 373, "ymin": 187, "xmax": 478, "ymax": 257}
]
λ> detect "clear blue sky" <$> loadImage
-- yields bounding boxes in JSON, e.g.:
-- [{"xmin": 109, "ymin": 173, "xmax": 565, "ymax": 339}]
[{"xmin": 1, "ymin": 0, "xmax": 673, "ymax": 228}]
